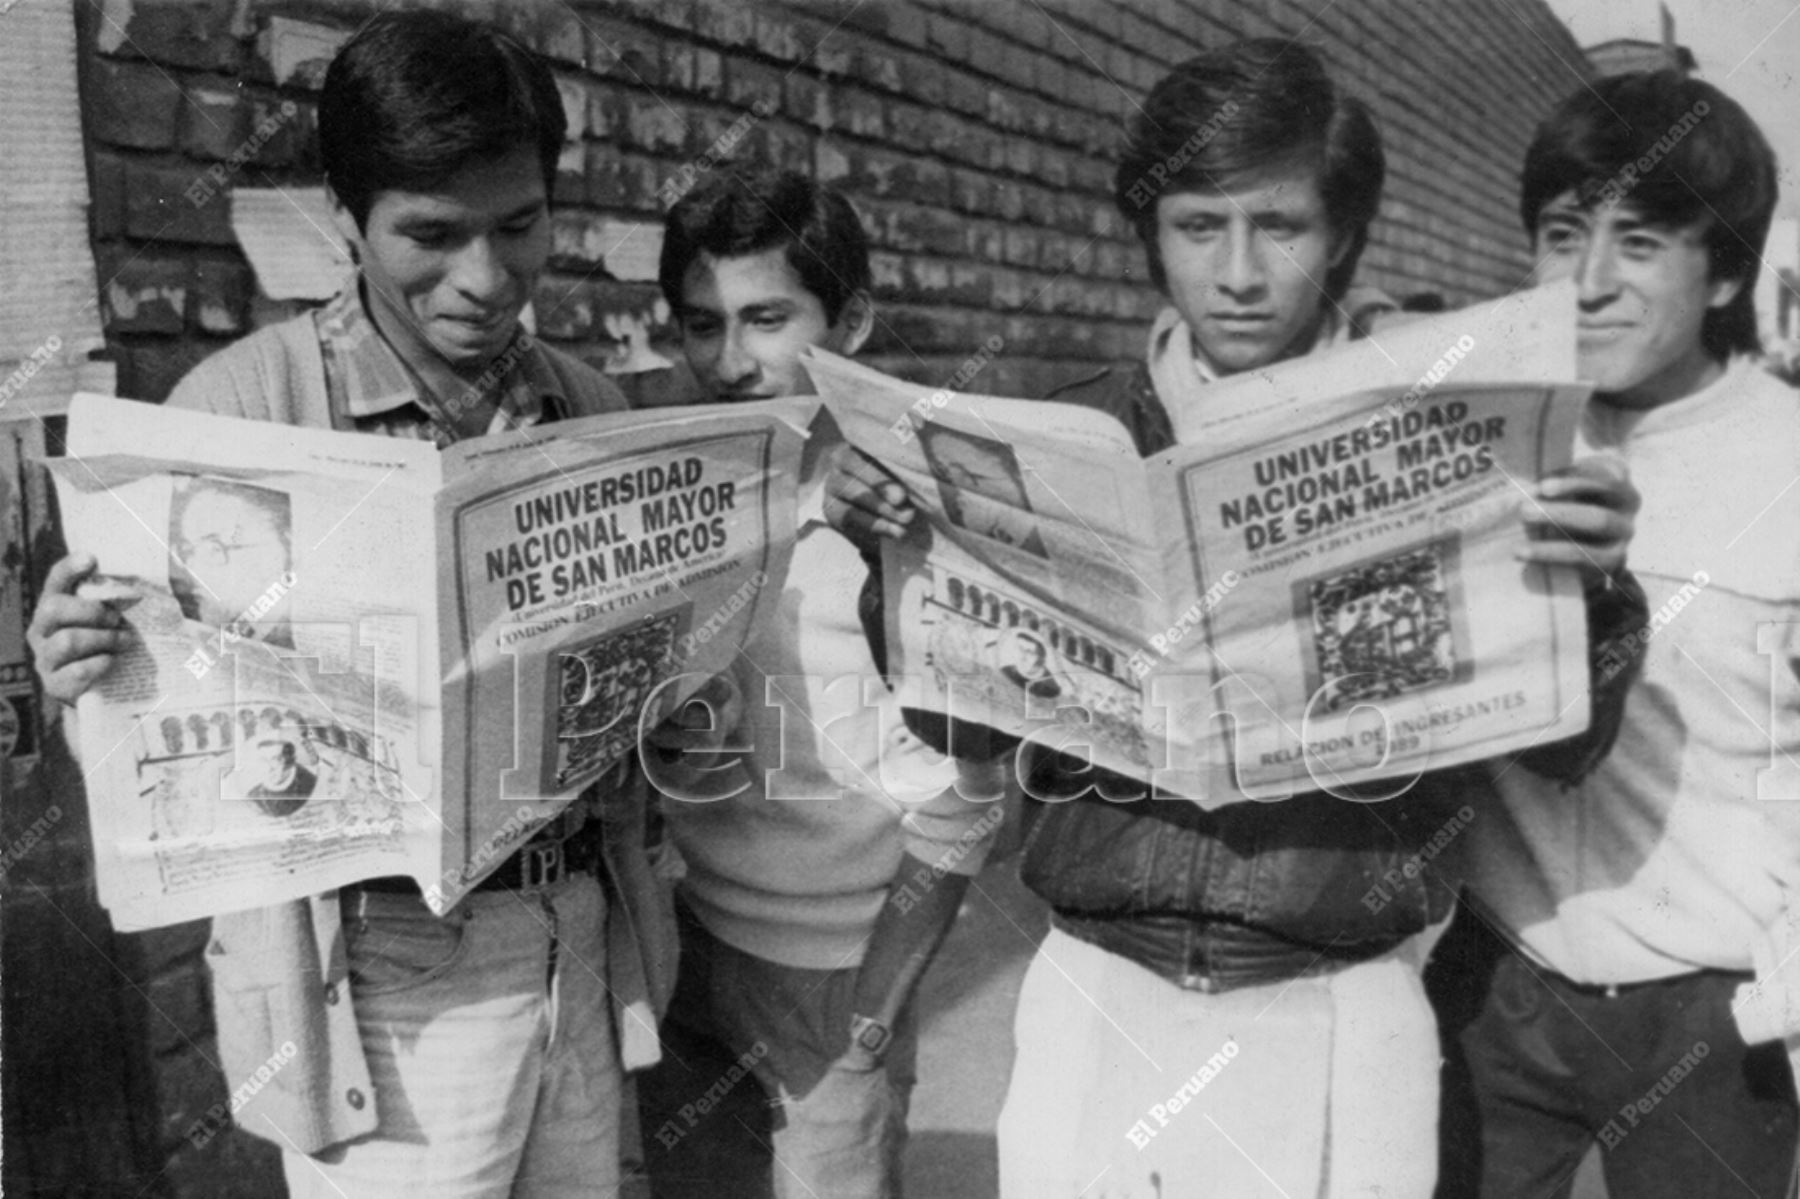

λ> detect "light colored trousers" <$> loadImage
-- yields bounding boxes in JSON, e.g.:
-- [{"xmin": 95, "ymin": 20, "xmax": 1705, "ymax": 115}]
[
  {"xmin": 284, "ymin": 875, "xmax": 621, "ymax": 1198},
  {"xmin": 998, "ymin": 927, "xmax": 1440, "ymax": 1199}
]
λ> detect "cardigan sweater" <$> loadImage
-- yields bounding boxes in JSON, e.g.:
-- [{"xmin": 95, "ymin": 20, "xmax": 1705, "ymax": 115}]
[{"xmin": 163, "ymin": 299, "xmax": 674, "ymax": 1155}]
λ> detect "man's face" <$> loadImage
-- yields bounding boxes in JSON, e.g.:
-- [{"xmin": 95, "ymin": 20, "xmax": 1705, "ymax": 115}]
[
  {"xmin": 1154, "ymin": 163, "xmax": 1349, "ymax": 376},
  {"xmin": 1530, "ymin": 192, "xmax": 1739, "ymax": 409},
  {"xmin": 334, "ymin": 146, "xmax": 550, "ymax": 372},
  {"xmin": 677, "ymin": 247, "xmax": 865, "ymax": 402},
  {"xmin": 1017, "ymin": 637, "xmax": 1046, "ymax": 673},
  {"xmin": 177, "ymin": 490, "xmax": 289, "ymax": 627},
  {"xmin": 258, "ymin": 742, "xmax": 292, "ymax": 787},
  {"xmin": 929, "ymin": 436, "xmax": 1020, "ymax": 503}
]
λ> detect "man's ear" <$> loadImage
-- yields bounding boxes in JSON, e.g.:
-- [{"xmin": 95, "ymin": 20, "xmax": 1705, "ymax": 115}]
[
  {"xmin": 1707, "ymin": 272, "xmax": 1745, "ymax": 311},
  {"xmin": 325, "ymin": 182, "xmax": 364, "ymax": 261},
  {"xmin": 834, "ymin": 291, "xmax": 875, "ymax": 356},
  {"xmin": 1327, "ymin": 225, "xmax": 1355, "ymax": 272}
]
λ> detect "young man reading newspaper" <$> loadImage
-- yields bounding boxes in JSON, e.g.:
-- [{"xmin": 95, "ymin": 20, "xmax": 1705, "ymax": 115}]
[
  {"xmin": 830, "ymin": 40, "xmax": 1644, "ymax": 1198},
  {"xmin": 1430, "ymin": 71, "xmax": 1800, "ymax": 1199},
  {"xmin": 28, "ymin": 13, "xmax": 673, "ymax": 1195},
  {"xmin": 637, "ymin": 167, "xmax": 996, "ymax": 1199}
]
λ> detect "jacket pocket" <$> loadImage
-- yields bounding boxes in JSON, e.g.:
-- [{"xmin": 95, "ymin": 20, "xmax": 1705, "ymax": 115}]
[
  {"xmin": 204, "ymin": 915, "xmax": 309, "ymax": 1135},
  {"xmin": 207, "ymin": 933, "xmax": 283, "ymax": 1089}
]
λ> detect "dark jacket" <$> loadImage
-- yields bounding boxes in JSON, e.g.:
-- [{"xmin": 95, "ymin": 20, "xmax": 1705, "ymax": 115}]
[{"xmin": 875, "ymin": 359, "xmax": 1647, "ymax": 992}]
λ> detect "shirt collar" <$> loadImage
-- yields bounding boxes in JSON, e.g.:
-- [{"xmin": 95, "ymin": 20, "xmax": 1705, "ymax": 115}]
[
  {"xmin": 1582, "ymin": 355, "xmax": 1755, "ymax": 448},
  {"xmin": 797, "ymin": 474, "xmax": 829, "ymax": 530},
  {"xmin": 318, "ymin": 279, "xmax": 567, "ymax": 430}
]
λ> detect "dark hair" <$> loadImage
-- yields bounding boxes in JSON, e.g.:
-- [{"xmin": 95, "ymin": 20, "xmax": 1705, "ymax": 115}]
[
  {"xmin": 319, "ymin": 10, "xmax": 565, "ymax": 230},
  {"xmin": 1113, "ymin": 39, "xmax": 1385, "ymax": 300},
  {"xmin": 659, "ymin": 166, "xmax": 871, "ymax": 324},
  {"xmin": 259, "ymin": 739, "xmax": 297, "ymax": 764},
  {"xmin": 1520, "ymin": 71, "xmax": 1777, "ymax": 359}
]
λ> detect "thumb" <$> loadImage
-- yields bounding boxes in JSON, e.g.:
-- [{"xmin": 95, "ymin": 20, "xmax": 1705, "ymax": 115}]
[{"xmin": 42, "ymin": 552, "xmax": 99, "ymax": 597}]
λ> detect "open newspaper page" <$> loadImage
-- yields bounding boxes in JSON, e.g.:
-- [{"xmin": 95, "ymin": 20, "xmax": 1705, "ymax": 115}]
[
  {"xmin": 808, "ymin": 350, "xmax": 1174, "ymax": 794},
  {"xmin": 430, "ymin": 400, "xmax": 812, "ymax": 911},
  {"xmin": 48, "ymin": 395, "xmax": 814, "ymax": 927},
  {"xmin": 51, "ymin": 394, "xmax": 442, "ymax": 930},
  {"xmin": 812, "ymin": 282, "xmax": 1596, "ymax": 805}
]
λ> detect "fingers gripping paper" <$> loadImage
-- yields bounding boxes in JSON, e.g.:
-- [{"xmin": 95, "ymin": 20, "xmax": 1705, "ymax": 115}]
[
  {"xmin": 810, "ymin": 284, "xmax": 1593, "ymax": 806},
  {"xmin": 46, "ymin": 396, "xmax": 812, "ymax": 928}
]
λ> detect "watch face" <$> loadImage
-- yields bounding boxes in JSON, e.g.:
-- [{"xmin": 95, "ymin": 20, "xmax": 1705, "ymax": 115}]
[{"xmin": 853, "ymin": 1017, "xmax": 890, "ymax": 1054}]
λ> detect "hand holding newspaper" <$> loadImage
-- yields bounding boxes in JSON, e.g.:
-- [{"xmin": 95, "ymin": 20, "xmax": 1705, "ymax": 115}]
[
  {"xmin": 810, "ymin": 282, "xmax": 1595, "ymax": 806},
  {"xmin": 47, "ymin": 394, "xmax": 814, "ymax": 929}
]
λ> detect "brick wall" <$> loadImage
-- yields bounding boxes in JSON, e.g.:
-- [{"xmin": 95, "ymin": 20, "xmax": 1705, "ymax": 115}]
[
  {"xmin": 7, "ymin": 1, "xmax": 1592, "ymax": 1194},
  {"xmin": 73, "ymin": 0, "xmax": 1590, "ymax": 408}
]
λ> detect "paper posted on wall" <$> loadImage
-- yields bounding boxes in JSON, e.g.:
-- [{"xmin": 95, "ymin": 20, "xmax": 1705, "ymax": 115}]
[
  {"xmin": 47, "ymin": 394, "xmax": 813, "ymax": 930},
  {"xmin": 810, "ymin": 282, "xmax": 1595, "ymax": 806}
]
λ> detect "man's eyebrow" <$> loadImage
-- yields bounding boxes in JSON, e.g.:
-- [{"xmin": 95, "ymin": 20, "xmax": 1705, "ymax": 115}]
[
  {"xmin": 393, "ymin": 214, "xmax": 460, "ymax": 234},
  {"xmin": 1609, "ymin": 211, "xmax": 1674, "ymax": 234},
  {"xmin": 498, "ymin": 200, "xmax": 545, "ymax": 224},
  {"xmin": 739, "ymin": 300, "xmax": 799, "ymax": 316},
  {"xmin": 1246, "ymin": 205, "xmax": 1309, "ymax": 222}
]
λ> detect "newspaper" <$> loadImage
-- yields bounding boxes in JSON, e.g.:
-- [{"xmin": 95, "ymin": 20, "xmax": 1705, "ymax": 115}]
[
  {"xmin": 48, "ymin": 394, "xmax": 814, "ymax": 929},
  {"xmin": 811, "ymin": 283, "xmax": 1595, "ymax": 805}
]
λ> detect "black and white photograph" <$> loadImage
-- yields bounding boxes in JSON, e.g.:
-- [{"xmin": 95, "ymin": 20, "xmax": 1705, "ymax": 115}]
[
  {"xmin": 1300, "ymin": 538, "xmax": 1472, "ymax": 714},
  {"xmin": 547, "ymin": 606, "xmax": 686, "ymax": 791},
  {"xmin": 8, "ymin": 2, "xmax": 1800, "ymax": 1197},
  {"xmin": 167, "ymin": 474, "xmax": 296, "ymax": 649},
  {"xmin": 918, "ymin": 420, "xmax": 1051, "ymax": 556}
]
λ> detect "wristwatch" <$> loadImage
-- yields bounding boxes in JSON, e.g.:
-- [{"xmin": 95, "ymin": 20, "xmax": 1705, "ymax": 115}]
[{"xmin": 847, "ymin": 1013, "xmax": 892, "ymax": 1060}]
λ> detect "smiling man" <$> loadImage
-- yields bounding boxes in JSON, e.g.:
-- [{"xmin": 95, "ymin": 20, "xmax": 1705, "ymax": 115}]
[
  {"xmin": 663, "ymin": 169, "xmax": 873, "ymax": 404},
  {"xmin": 1432, "ymin": 71, "xmax": 1800, "ymax": 1199},
  {"xmin": 28, "ymin": 12, "xmax": 671, "ymax": 1197}
]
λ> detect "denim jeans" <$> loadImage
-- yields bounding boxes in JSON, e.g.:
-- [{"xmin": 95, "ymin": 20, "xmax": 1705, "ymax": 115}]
[
  {"xmin": 637, "ymin": 905, "xmax": 916, "ymax": 1199},
  {"xmin": 283, "ymin": 874, "xmax": 621, "ymax": 1198},
  {"xmin": 1430, "ymin": 905, "xmax": 1798, "ymax": 1199}
]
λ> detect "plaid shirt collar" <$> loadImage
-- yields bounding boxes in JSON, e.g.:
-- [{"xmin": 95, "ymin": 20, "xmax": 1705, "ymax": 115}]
[{"xmin": 316, "ymin": 279, "xmax": 565, "ymax": 444}]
